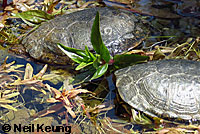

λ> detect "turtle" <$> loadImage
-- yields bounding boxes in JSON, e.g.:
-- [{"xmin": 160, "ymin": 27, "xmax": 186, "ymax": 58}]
[
  {"xmin": 114, "ymin": 59, "xmax": 200, "ymax": 121},
  {"xmin": 22, "ymin": 7, "xmax": 150, "ymax": 65}
]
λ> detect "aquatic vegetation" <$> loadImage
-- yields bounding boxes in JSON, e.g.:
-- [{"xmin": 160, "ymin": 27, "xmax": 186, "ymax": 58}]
[
  {"xmin": 58, "ymin": 11, "xmax": 149, "ymax": 83},
  {"xmin": 9, "ymin": 63, "xmax": 48, "ymax": 94},
  {"xmin": 0, "ymin": 56, "xmax": 95, "ymax": 127},
  {"xmin": 31, "ymin": 80, "xmax": 95, "ymax": 123},
  {"xmin": 12, "ymin": 10, "xmax": 54, "ymax": 26},
  {"xmin": 0, "ymin": 57, "xmax": 23, "ymax": 111},
  {"xmin": 152, "ymin": 37, "xmax": 200, "ymax": 60},
  {"xmin": 1, "ymin": 1, "xmax": 200, "ymax": 133},
  {"xmin": 0, "ymin": 89, "xmax": 19, "ymax": 111},
  {"xmin": 10, "ymin": 0, "xmax": 100, "ymax": 27},
  {"xmin": 0, "ymin": 27, "xmax": 20, "ymax": 45},
  {"xmin": 0, "ymin": 0, "xmax": 100, "ymax": 47}
]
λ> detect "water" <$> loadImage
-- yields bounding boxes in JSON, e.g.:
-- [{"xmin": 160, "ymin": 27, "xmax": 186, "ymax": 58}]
[{"xmin": 0, "ymin": 0, "xmax": 200, "ymax": 133}]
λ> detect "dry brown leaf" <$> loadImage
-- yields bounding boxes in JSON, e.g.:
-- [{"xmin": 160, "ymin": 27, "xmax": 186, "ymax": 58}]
[
  {"xmin": 63, "ymin": 79, "xmax": 74, "ymax": 90},
  {"xmin": 68, "ymin": 89, "xmax": 94, "ymax": 98},
  {"xmin": 0, "ymin": 99, "xmax": 16, "ymax": 103},
  {"xmin": 1, "ymin": 89, "xmax": 12, "ymax": 94},
  {"xmin": 0, "ymin": 57, "xmax": 15, "ymax": 71},
  {"xmin": 157, "ymin": 128, "xmax": 186, "ymax": 134},
  {"xmin": 45, "ymin": 84, "xmax": 77, "ymax": 118},
  {"xmin": 52, "ymin": 88, "xmax": 62, "ymax": 99},
  {"xmin": 13, "ymin": 0, "xmax": 34, "ymax": 10},
  {"xmin": 0, "ymin": 89, "xmax": 19, "ymax": 111},
  {"xmin": 0, "ymin": 57, "xmax": 24, "ymax": 73},
  {"xmin": 4, "ymin": 6, "xmax": 15, "ymax": 11},
  {"xmin": 63, "ymin": 104, "xmax": 76, "ymax": 118},
  {"xmin": 126, "ymin": 49, "xmax": 146, "ymax": 55},
  {"xmin": 0, "ymin": 104, "xmax": 18, "ymax": 111},
  {"xmin": 79, "ymin": 1, "xmax": 99, "ymax": 8},
  {"xmin": 24, "ymin": 86, "xmax": 46, "ymax": 94},
  {"xmin": 31, "ymin": 103, "xmax": 63, "ymax": 118},
  {"xmin": 10, "ymin": 79, "xmax": 41, "ymax": 85},
  {"xmin": 44, "ymin": 83, "xmax": 52, "ymax": 93},
  {"xmin": 46, "ymin": 98, "xmax": 59, "ymax": 103},
  {"xmin": 16, "ymin": 3, "xmax": 31, "ymax": 11},
  {"xmin": 42, "ymin": 73, "xmax": 62, "ymax": 83},
  {"xmin": 24, "ymin": 63, "xmax": 33, "ymax": 80},
  {"xmin": 5, "ymin": 65, "xmax": 24, "ymax": 73},
  {"xmin": 3, "ymin": 92, "xmax": 20, "ymax": 99},
  {"xmin": 62, "ymin": 94, "xmax": 71, "ymax": 106},
  {"xmin": 34, "ymin": 64, "xmax": 48, "ymax": 79},
  {"xmin": 87, "ymin": 103, "xmax": 114, "ymax": 114},
  {"xmin": 0, "ymin": 13, "xmax": 8, "ymax": 28},
  {"xmin": 13, "ymin": 0, "xmax": 27, "ymax": 4},
  {"xmin": 26, "ymin": 0, "xmax": 35, "ymax": 5}
]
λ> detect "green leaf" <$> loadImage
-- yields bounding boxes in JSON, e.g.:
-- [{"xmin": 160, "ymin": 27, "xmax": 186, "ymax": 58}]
[
  {"xmin": 57, "ymin": 43, "xmax": 87, "ymax": 63},
  {"xmin": 91, "ymin": 12, "xmax": 111, "ymax": 63},
  {"xmin": 72, "ymin": 67, "xmax": 96, "ymax": 85},
  {"xmin": 91, "ymin": 63, "xmax": 108, "ymax": 80},
  {"xmin": 58, "ymin": 43, "xmax": 87, "ymax": 57},
  {"xmin": 12, "ymin": 10, "xmax": 54, "ymax": 25},
  {"xmin": 114, "ymin": 54, "xmax": 149, "ymax": 69},
  {"xmin": 75, "ymin": 62, "xmax": 93, "ymax": 70},
  {"xmin": 85, "ymin": 46, "xmax": 96, "ymax": 61},
  {"xmin": 93, "ymin": 55, "xmax": 101, "ymax": 69}
]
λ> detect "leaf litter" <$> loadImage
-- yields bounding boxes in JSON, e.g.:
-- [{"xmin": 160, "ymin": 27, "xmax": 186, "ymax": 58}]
[
  {"xmin": 0, "ymin": 56, "xmax": 120, "ymax": 133},
  {"xmin": 1, "ymin": 0, "xmax": 200, "ymax": 133}
]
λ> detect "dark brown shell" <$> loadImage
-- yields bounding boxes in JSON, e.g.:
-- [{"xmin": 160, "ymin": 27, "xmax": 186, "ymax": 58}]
[{"xmin": 22, "ymin": 7, "xmax": 149, "ymax": 64}]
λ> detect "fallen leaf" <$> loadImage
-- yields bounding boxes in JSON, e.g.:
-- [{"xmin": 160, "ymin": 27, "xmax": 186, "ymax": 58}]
[
  {"xmin": 0, "ymin": 104, "xmax": 18, "ymax": 111},
  {"xmin": 34, "ymin": 64, "xmax": 48, "ymax": 79},
  {"xmin": 24, "ymin": 63, "xmax": 33, "ymax": 80}
]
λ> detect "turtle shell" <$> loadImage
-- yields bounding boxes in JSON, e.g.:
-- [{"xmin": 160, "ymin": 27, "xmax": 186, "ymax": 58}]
[
  {"xmin": 22, "ymin": 7, "xmax": 149, "ymax": 64},
  {"xmin": 115, "ymin": 59, "xmax": 200, "ymax": 121}
]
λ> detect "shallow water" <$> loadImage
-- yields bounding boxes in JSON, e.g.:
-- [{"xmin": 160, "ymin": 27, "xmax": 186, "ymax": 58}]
[{"xmin": 0, "ymin": 0, "xmax": 200, "ymax": 133}]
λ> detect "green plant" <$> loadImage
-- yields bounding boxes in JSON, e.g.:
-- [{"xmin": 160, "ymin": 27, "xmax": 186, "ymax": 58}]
[
  {"xmin": 12, "ymin": 10, "xmax": 54, "ymax": 26},
  {"xmin": 57, "ymin": 12, "xmax": 149, "ymax": 83}
]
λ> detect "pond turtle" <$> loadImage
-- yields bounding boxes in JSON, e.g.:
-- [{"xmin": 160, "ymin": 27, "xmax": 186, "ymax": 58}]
[
  {"xmin": 115, "ymin": 59, "xmax": 200, "ymax": 121},
  {"xmin": 22, "ymin": 7, "xmax": 150, "ymax": 64}
]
